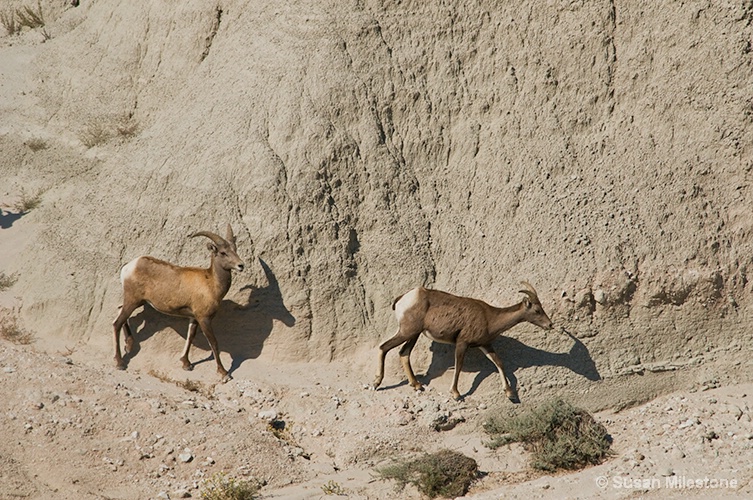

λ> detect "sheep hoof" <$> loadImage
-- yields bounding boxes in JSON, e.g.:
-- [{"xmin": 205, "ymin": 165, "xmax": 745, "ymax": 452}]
[
  {"xmin": 220, "ymin": 373, "xmax": 232, "ymax": 384},
  {"xmin": 506, "ymin": 390, "xmax": 520, "ymax": 404}
]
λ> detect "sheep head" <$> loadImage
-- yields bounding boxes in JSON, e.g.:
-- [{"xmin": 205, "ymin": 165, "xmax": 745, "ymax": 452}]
[
  {"xmin": 190, "ymin": 225, "xmax": 245, "ymax": 272},
  {"xmin": 518, "ymin": 281, "xmax": 553, "ymax": 330}
]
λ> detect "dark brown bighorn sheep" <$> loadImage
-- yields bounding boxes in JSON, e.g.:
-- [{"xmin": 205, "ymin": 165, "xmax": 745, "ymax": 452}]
[
  {"xmin": 373, "ymin": 282, "xmax": 553, "ymax": 401},
  {"xmin": 112, "ymin": 224, "xmax": 245, "ymax": 383}
]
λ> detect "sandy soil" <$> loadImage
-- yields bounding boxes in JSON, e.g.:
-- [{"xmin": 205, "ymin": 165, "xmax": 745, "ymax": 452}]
[{"xmin": 0, "ymin": 336, "xmax": 751, "ymax": 499}]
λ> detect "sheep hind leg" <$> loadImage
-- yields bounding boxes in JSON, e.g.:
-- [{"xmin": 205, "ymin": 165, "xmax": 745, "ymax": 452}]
[
  {"xmin": 399, "ymin": 336, "xmax": 423, "ymax": 391},
  {"xmin": 373, "ymin": 329, "xmax": 419, "ymax": 390},
  {"xmin": 112, "ymin": 302, "xmax": 139, "ymax": 370}
]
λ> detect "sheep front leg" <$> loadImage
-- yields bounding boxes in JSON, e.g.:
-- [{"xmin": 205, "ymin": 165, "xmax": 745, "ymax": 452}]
[
  {"xmin": 197, "ymin": 317, "xmax": 231, "ymax": 383},
  {"xmin": 479, "ymin": 345, "xmax": 518, "ymax": 402},
  {"xmin": 179, "ymin": 319, "xmax": 199, "ymax": 371},
  {"xmin": 450, "ymin": 342, "xmax": 469, "ymax": 400}
]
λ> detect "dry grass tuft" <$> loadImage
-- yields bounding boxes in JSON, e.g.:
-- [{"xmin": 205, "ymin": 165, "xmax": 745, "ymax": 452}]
[
  {"xmin": 115, "ymin": 116, "xmax": 139, "ymax": 138},
  {"xmin": 16, "ymin": 2, "xmax": 45, "ymax": 30},
  {"xmin": 79, "ymin": 117, "xmax": 112, "ymax": 148},
  {"xmin": 199, "ymin": 472, "xmax": 262, "ymax": 500},
  {"xmin": 0, "ymin": 310, "xmax": 34, "ymax": 345},
  {"xmin": 1, "ymin": 9, "xmax": 19, "ymax": 35},
  {"xmin": 148, "ymin": 369, "xmax": 215, "ymax": 399},
  {"xmin": 26, "ymin": 137, "xmax": 48, "ymax": 151},
  {"xmin": 0, "ymin": 272, "xmax": 18, "ymax": 291}
]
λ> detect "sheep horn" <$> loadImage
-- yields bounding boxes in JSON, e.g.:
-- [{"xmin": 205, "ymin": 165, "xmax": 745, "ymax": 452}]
[
  {"xmin": 190, "ymin": 231, "xmax": 226, "ymax": 247},
  {"xmin": 518, "ymin": 281, "xmax": 540, "ymax": 303}
]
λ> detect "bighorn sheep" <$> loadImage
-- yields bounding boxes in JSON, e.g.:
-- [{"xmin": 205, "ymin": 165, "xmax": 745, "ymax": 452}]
[
  {"xmin": 112, "ymin": 224, "xmax": 245, "ymax": 383},
  {"xmin": 373, "ymin": 282, "xmax": 553, "ymax": 401}
]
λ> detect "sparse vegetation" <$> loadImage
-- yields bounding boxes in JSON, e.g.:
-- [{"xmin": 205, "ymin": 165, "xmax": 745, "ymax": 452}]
[
  {"xmin": 377, "ymin": 449, "xmax": 478, "ymax": 498},
  {"xmin": 26, "ymin": 137, "xmax": 48, "ymax": 151},
  {"xmin": 1, "ymin": 189, "xmax": 43, "ymax": 214},
  {"xmin": 79, "ymin": 114, "xmax": 140, "ymax": 147},
  {"xmin": 1, "ymin": 9, "xmax": 19, "ymax": 35},
  {"xmin": 0, "ymin": 310, "xmax": 34, "ymax": 345},
  {"xmin": 115, "ymin": 116, "xmax": 139, "ymax": 138},
  {"xmin": 484, "ymin": 399, "xmax": 612, "ymax": 472},
  {"xmin": 199, "ymin": 472, "xmax": 261, "ymax": 500},
  {"xmin": 16, "ymin": 2, "xmax": 45, "ymax": 30},
  {"xmin": 1, "ymin": 2, "xmax": 50, "ymax": 39},
  {"xmin": 321, "ymin": 479, "xmax": 346, "ymax": 496},
  {"xmin": 14, "ymin": 188, "xmax": 43, "ymax": 212},
  {"xmin": 148, "ymin": 369, "xmax": 215, "ymax": 398},
  {"xmin": 79, "ymin": 117, "xmax": 112, "ymax": 148},
  {"xmin": 0, "ymin": 272, "xmax": 18, "ymax": 291}
]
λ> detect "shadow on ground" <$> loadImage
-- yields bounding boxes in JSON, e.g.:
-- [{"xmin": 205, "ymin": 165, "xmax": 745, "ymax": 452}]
[
  {"xmin": 120, "ymin": 258, "xmax": 295, "ymax": 376},
  {"xmin": 422, "ymin": 330, "xmax": 601, "ymax": 399},
  {"xmin": 0, "ymin": 210, "xmax": 26, "ymax": 229}
]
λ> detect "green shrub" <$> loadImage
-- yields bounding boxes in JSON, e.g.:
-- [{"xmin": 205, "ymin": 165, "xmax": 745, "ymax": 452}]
[
  {"xmin": 377, "ymin": 449, "xmax": 478, "ymax": 498},
  {"xmin": 484, "ymin": 399, "xmax": 612, "ymax": 472}
]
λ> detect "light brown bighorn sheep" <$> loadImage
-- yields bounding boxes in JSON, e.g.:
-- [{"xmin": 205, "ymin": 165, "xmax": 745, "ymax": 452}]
[
  {"xmin": 373, "ymin": 282, "xmax": 553, "ymax": 401},
  {"xmin": 112, "ymin": 224, "xmax": 245, "ymax": 383}
]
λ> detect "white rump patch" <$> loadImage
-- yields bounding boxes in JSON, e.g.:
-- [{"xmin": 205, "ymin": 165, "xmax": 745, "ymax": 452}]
[
  {"xmin": 394, "ymin": 288, "xmax": 420, "ymax": 322},
  {"xmin": 120, "ymin": 258, "xmax": 140, "ymax": 284}
]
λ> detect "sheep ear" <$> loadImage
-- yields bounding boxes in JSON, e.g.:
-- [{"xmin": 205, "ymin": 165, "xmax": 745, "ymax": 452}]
[
  {"xmin": 226, "ymin": 224, "xmax": 236, "ymax": 245},
  {"xmin": 206, "ymin": 242, "xmax": 218, "ymax": 253},
  {"xmin": 522, "ymin": 296, "xmax": 532, "ymax": 308}
]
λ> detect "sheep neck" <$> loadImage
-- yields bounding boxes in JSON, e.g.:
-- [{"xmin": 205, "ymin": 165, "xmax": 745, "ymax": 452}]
[
  {"xmin": 209, "ymin": 255, "xmax": 233, "ymax": 297},
  {"xmin": 488, "ymin": 302, "xmax": 526, "ymax": 334}
]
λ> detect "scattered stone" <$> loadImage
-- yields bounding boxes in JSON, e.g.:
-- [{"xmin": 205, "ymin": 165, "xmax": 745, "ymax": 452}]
[
  {"xmin": 661, "ymin": 467, "xmax": 674, "ymax": 477},
  {"xmin": 172, "ymin": 489, "xmax": 191, "ymax": 498},
  {"xmin": 678, "ymin": 417, "xmax": 699, "ymax": 429},
  {"xmin": 703, "ymin": 430, "xmax": 719, "ymax": 442},
  {"xmin": 396, "ymin": 411, "xmax": 414, "ymax": 426},
  {"xmin": 258, "ymin": 409, "xmax": 278, "ymax": 421},
  {"xmin": 179, "ymin": 451, "xmax": 193, "ymax": 463}
]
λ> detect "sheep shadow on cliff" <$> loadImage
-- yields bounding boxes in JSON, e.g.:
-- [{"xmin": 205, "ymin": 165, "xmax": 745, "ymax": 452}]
[
  {"xmin": 216, "ymin": 258, "xmax": 296, "ymax": 374},
  {"xmin": 424, "ymin": 330, "xmax": 600, "ymax": 399},
  {"xmin": 122, "ymin": 258, "xmax": 295, "ymax": 376}
]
